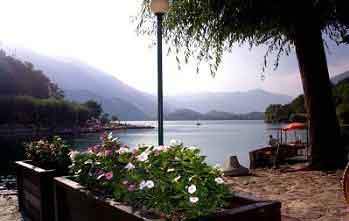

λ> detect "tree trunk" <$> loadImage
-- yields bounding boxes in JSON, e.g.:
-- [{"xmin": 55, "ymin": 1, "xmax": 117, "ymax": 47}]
[{"xmin": 293, "ymin": 22, "xmax": 346, "ymax": 169}]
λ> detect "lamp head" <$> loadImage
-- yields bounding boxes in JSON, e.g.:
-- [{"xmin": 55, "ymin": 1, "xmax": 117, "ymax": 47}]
[{"xmin": 150, "ymin": 0, "xmax": 169, "ymax": 14}]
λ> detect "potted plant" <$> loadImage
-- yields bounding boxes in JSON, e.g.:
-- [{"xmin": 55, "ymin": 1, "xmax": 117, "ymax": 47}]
[
  {"xmin": 54, "ymin": 136, "xmax": 281, "ymax": 221},
  {"xmin": 15, "ymin": 136, "xmax": 73, "ymax": 221}
]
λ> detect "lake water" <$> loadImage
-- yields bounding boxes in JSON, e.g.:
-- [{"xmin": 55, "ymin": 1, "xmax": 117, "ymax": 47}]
[{"xmin": 72, "ymin": 120, "xmax": 305, "ymax": 167}]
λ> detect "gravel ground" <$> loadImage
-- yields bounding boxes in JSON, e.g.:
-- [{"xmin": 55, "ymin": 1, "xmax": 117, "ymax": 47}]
[{"xmin": 226, "ymin": 168, "xmax": 348, "ymax": 221}]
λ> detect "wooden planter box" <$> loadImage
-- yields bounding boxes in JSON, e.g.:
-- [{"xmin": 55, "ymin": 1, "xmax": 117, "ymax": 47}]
[
  {"xmin": 15, "ymin": 160, "xmax": 57, "ymax": 221},
  {"xmin": 54, "ymin": 176, "xmax": 282, "ymax": 221}
]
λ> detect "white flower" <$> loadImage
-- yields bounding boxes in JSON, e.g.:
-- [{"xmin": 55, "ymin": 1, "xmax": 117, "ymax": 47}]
[
  {"xmin": 97, "ymin": 174, "xmax": 105, "ymax": 180},
  {"xmin": 118, "ymin": 147, "xmax": 130, "ymax": 154},
  {"xmin": 174, "ymin": 176, "xmax": 181, "ymax": 182},
  {"xmin": 108, "ymin": 132, "xmax": 113, "ymax": 139},
  {"xmin": 69, "ymin": 150, "xmax": 79, "ymax": 161},
  {"xmin": 84, "ymin": 159, "xmax": 93, "ymax": 165},
  {"xmin": 189, "ymin": 197, "xmax": 199, "ymax": 204},
  {"xmin": 213, "ymin": 164, "xmax": 223, "ymax": 172},
  {"xmin": 139, "ymin": 180, "xmax": 147, "ymax": 190},
  {"xmin": 188, "ymin": 184, "xmax": 197, "ymax": 194},
  {"xmin": 38, "ymin": 140, "xmax": 45, "ymax": 145},
  {"xmin": 125, "ymin": 163, "xmax": 135, "ymax": 170},
  {"xmin": 188, "ymin": 146, "xmax": 198, "ymax": 151},
  {"xmin": 139, "ymin": 180, "xmax": 154, "ymax": 190},
  {"xmin": 112, "ymin": 137, "xmax": 119, "ymax": 142},
  {"xmin": 215, "ymin": 177, "xmax": 224, "ymax": 184},
  {"xmin": 170, "ymin": 139, "xmax": 182, "ymax": 147},
  {"xmin": 137, "ymin": 152, "xmax": 149, "ymax": 162},
  {"xmin": 167, "ymin": 168, "xmax": 175, "ymax": 172},
  {"xmin": 146, "ymin": 180, "xmax": 154, "ymax": 189}
]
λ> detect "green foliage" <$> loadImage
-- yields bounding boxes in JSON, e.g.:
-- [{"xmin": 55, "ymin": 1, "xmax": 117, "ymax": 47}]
[
  {"xmin": 265, "ymin": 104, "xmax": 291, "ymax": 123},
  {"xmin": 0, "ymin": 50, "xmax": 63, "ymax": 99},
  {"xmin": 25, "ymin": 136, "xmax": 72, "ymax": 174},
  {"xmin": 84, "ymin": 100, "xmax": 103, "ymax": 119},
  {"xmin": 71, "ymin": 134, "xmax": 230, "ymax": 220},
  {"xmin": 137, "ymin": 1, "xmax": 349, "ymax": 74},
  {"xmin": 337, "ymin": 103, "xmax": 349, "ymax": 125},
  {"xmin": 0, "ymin": 96, "xmax": 90, "ymax": 128},
  {"xmin": 100, "ymin": 113, "xmax": 110, "ymax": 125}
]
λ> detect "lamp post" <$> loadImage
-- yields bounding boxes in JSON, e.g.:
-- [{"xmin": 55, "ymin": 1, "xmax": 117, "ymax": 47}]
[{"xmin": 150, "ymin": 0, "xmax": 169, "ymax": 146}]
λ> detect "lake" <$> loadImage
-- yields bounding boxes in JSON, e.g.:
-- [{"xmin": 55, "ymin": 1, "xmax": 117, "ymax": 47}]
[{"xmin": 72, "ymin": 120, "xmax": 306, "ymax": 167}]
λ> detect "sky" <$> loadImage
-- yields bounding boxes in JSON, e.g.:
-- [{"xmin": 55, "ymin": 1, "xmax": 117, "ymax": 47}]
[{"xmin": 0, "ymin": 0, "xmax": 349, "ymax": 98}]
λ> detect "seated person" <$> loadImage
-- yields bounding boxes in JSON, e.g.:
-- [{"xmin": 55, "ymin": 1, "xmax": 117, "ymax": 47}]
[{"xmin": 268, "ymin": 135, "xmax": 279, "ymax": 147}]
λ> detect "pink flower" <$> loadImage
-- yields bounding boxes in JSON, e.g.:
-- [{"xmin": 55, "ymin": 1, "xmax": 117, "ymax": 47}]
[
  {"xmin": 128, "ymin": 184, "xmax": 136, "ymax": 192},
  {"xmin": 105, "ymin": 150, "xmax": 113, "ymax": 156},
  {"xmin": 122, "ymin": 180, "xmax": 129, "ymax": 185},
  {"xmin": 105, "ymin": 172, "xmax": 113, "ymax": 180}
]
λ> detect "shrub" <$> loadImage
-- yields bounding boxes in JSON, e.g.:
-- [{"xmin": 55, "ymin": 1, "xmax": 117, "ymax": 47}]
[
  {"xmin": 71, "ymin": 134, "xmax": 231, "ymax": 220},
  {"xmin": 24, "ymin": 136, "xmax": 72, "ymax": 174}
]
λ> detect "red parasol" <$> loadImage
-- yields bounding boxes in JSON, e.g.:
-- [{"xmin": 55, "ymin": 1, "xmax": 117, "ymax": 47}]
[{"xmin": 282, "ymin": 122, "xmax": 307, "ymax": 131}]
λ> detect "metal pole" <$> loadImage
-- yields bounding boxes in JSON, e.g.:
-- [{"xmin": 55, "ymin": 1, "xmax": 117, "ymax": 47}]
[{"xmin": 157, "ymin": 13, "xmax": 164, "ymax": 145}]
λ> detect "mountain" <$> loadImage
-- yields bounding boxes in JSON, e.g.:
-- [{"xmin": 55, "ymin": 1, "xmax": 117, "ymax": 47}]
[
  {"xmin": 331, "ymin": 71, "xmax": 349, "ymax": 85},
  {"xmin": 166, "ymin": 89, "xmax": 292, "ymax": 114},
  {"xmin": 64, "ymin": 90, "xmax": 148, "ymax": 120},
  {"xmin": 166, "ymin": 109, "xmax": 264, "ymax": 121},
  {"xmin": 11, "ymin": 48, "xmax": 157, "ymax": 120},
  {"xmin": 8, "ymin": 47, "xmax": 295, "ymax": 120}
]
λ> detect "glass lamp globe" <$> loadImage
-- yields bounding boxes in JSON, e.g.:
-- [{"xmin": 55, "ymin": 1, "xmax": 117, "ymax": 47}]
[{"xmin": 150, "ymin": 0, "xmax": 169, "ymax": 14}]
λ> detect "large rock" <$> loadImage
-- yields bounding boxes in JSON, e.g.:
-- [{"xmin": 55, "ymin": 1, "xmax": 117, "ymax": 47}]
[{"xmin": 223, "ymin": 156, "xmax": 250, "ymax": 177}]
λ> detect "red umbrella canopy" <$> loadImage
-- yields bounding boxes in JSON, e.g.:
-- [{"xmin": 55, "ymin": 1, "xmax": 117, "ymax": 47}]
[{"xmin": 282, "ymin": 122, "xmax": 307, "ymax": 131}]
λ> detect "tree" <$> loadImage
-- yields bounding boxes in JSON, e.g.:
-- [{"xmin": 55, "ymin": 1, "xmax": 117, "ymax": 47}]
[
  {"xmin": 138, "ymin": 0, "xmax": 349, "ymax": 169},
  {"xmin": 100, "ymin": 113, "xmax": 110, "ymax": 125},
  {"xmin": 83, "ymin": 100, "xmax": 103, "ymax": 119},
  {"xmin": 111, "ymin": 115, "xmax": 119, "ymax": 122}
]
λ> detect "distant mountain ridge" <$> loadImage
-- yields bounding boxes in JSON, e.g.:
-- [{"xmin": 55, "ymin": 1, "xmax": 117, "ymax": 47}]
[
  {"xmin": 166, "ymin": 89, "xmax": 292, "ymax": 114},
  {"xmin": 332, "ymin": 71, "xmax": 349, "ymax": 85},
  {"xmin": 166, "ymin": 109, "xmax": 264, "ymax": 121},
  {"xmin": 8, "ymin": 47, "xmax": 298, "ymax": 120}
]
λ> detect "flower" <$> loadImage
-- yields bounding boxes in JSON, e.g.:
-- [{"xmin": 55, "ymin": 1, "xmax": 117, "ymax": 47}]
[
  {"xmin": 125, "ymin": 162, "xmax": 135, "ymax": 170},
  {"xmin": 69, "ymin": 150, "xmax": 79, "ymax": 161},
  {"xmin": 146, "ymin": 180, "xmax": 155, "ymax": 189},
  {"xmin": 38, "ymin": 140, "xmax": 45, "ymax": 145},
  {"xmin": 215, "ymin": 177, "xmax": 224, "ymax": 184},
  {"xmin": 105, "ymin": 172, "xmax": 113, "ymax": 180},
  {"xmin": 139, "ymin": 180, "xmax": 147, "ymax": 190},
  {"xmin": 108, "ymin": 132, "xmax": 113, "ymax": 139},
  {"xmin": 174, "ymin": 176, "xmax": 181, "ymax": 182},
  {"xmin": 170, "ymin": 139, "xmax": 182, "ymax": 147},
  {"xmin": 139, "ymin": 180, "xmax": 155, "ymax": 190},
  {"xmin": 137, "ymin": 152, "xmax": 149, "ymax": 162},
  {"xmin": 122, "ymin": 180, "xmax": 129, "ymax": 185},
  {"xmin": 97, "ymin": 174, "xmax": 105, "ymax": 180},
  {"xmin": 118, "ymin": 147, "xmax": 130, "ymax": 154},
  {"xmin": 112, "ymin": 137, "xmax": 119, "ymax": 142},
  {"xmin": 104, "ymin": 150, "xmax": 113, "ymax": 156},
  {"xmin": 128, "ymin": 184, "xmax": 136, "ymax": 192},
  {"xmin": 167, "ymin": 168, "xmax": 175, "ymax": 172},
  {"xmin": 188, "ymin": 146, "xmax": 198, "ymax": 151},
  {"xmin": 189, "ymin": 197, "xmax": 199, "ymax": 204},
  {"xmin": 84, "ymin": 159, "xmax": 93, "ymax": 165},
  {"xmin": 188, "ymin": 184, "xmax": 197, "ymax": 194}
]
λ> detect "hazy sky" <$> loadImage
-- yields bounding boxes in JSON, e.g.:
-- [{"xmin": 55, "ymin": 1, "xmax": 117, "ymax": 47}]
[{"xmin": 1, "ymin": 0, "xmax": 349, "ymax": 98}]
